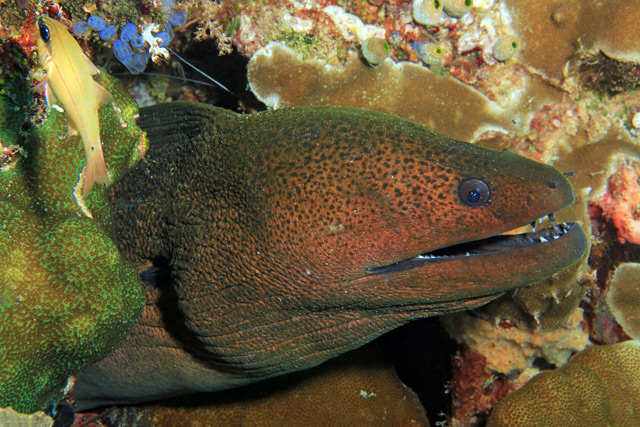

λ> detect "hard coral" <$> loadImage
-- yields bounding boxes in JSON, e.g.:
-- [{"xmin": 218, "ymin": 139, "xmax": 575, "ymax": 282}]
[
  {"xmin": 443, "ymin": 308, "xmax": 589, "ymax": 379},
  {"xmin": 487, "ymin": 340, "xmax": 640, "ymax": 427},
  {"xmin": 606, "ymin": 263, "xmax": 640, "ymax": 339},
  {"xmin": 503, "ymin": 0, "xmax": 640, "ymax": 81},
  {"xmin": 247, "ymin": 42, "xmax": 513, "ymax": 142},
  {"xmin": 591, "ymin": 0, "xmax": 640, "ymax": 63},
  {"xmin": 442, "ymin": 308, "xmax": 589, "ymax": 426},
  {"xmin": 0, "ymin": 73, "xmax": 145, "ymax": 413}
]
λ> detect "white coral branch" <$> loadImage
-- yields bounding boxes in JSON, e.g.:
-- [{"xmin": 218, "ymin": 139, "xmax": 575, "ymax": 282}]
[{"xmin": 142, "ymin": 23, "xmax": 170, "ymax": 63}]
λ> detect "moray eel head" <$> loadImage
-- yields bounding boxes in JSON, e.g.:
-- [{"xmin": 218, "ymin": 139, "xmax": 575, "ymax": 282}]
[
  {"xmin": 245, "ymin": 107, "xmax": 586, "ymax": 311},
  {"xmin": 75, "ymin": 104, "xmax": 586, "ymax": 408}
]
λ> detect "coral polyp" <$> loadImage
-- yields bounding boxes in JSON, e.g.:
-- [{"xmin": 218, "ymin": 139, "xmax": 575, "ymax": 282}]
[
  {"xmin": 413, "ymin": 42, "xmax": 445, "ymax": 66},
  {"xmin": 361, "ymin": 37, "xmax": 390, "ymax": 66},
  {"xmin": 443, "ymin": 0, "xmax": 473, "ymax": 17},
  {"xmin": 413, "ymin": 0, "xmax": 445, "ymax": 26},
  {"xmin": 492, "ymin": 36, "xmax": 520, "ymax": 61}
]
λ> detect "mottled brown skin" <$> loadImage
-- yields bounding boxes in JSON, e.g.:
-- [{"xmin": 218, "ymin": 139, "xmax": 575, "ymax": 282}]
[{"xmin": 75, "ymin": 103, "xmax": 586, "ymax": 409}]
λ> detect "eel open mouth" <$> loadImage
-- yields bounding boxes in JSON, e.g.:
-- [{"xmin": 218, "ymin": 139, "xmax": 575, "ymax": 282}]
[{"xmin": 367, "ymin": 215, "xmax": 579, "ymax": 275}]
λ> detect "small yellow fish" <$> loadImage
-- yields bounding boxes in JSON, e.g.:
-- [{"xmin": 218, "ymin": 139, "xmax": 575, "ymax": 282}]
[{"xmin": 36, "ymin": 16, "xmax": 112, "ymax": 196}]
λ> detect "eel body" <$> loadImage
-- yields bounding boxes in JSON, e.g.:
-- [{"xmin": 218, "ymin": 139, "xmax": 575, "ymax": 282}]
[{"xmin": 75, "ymin": 103, "xmax": 587, "ymax": 409}]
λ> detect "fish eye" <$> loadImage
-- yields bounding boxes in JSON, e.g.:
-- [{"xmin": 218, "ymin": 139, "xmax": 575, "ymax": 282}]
[
  {"xmin": 458, "ymin": 178, "xmax": 491, "ymax": 207},
  {"xmin": 39, "ymin": 22, "xmax": 51, "ymax": 43}
]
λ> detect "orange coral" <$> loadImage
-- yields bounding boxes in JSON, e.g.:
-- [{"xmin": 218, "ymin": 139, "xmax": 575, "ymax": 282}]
[{"xmin": 592, "ymin": 156, "xmax": 640, "ymax": 245}]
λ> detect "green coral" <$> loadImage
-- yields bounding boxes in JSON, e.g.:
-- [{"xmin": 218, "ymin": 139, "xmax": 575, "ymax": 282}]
[{"xmin": 0, "ymin": 73, "xmax": 146, "ymax": 413}]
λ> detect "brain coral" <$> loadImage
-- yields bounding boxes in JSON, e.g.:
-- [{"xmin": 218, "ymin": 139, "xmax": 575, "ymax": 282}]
[
  {"xmin": 487, "ymin": 340, "xmax": 640, "ymax": 427},
  {"xmin": 0, "ymin": 73, "xmax": 145, "ymax": 413}
]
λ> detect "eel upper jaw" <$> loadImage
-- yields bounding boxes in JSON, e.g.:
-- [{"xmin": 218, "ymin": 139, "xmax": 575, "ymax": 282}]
[{"xmin": 366, "ymin": 216, "xmax": 581, "ymax": 276}]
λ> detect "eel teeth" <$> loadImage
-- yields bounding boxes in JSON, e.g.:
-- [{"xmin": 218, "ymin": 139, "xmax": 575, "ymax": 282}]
[
  {"xmin": 423, "ymin": 222, "xmax": 572, "ymax": 258},
  {"xmin": 367, "ymin": 223, "xmax": 575, "ymax": 274}
]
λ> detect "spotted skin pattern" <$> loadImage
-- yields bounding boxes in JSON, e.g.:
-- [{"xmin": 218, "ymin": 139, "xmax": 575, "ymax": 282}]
[{"xmin": 75, "ymin": 103, "xmax": 586, "ymax": 409}]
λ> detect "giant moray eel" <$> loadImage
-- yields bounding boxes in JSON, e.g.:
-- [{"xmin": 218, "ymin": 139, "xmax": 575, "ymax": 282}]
[{"xmin": 74, "ymin": 103, "xmax": 587, "ymax": 409}]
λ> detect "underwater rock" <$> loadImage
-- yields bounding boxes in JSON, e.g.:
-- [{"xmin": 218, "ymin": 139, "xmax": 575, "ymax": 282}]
[
  {"xmin": 74, "ymin": 101, "xmax": 585, "ymax": 409},
  {"xmin": 487, "ymin": 340, "xmax": 640, "ymax": 427},
  {"xmin": 0, "ymin": 74, "xmax": 145, "ymax": 413},
  {"xmin": 474, "ymin": 260, "xmax": 587, "ymax": 331},
  {"xmin": 606, "ymin": 263, "xmax": 640, "ymax": 340}
]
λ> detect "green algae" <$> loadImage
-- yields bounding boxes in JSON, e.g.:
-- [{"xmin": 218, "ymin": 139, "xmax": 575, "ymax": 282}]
[{"xmin": 0, "ymin": 73, "xmax": 145, "ymax": 413}]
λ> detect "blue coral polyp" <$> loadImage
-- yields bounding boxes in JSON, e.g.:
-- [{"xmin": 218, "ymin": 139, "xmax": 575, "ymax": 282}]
[
  {"xmin": 113, "ymin": 39, "xmax": 132, "ymax": 65},
  {"xmin": 120, "ymin": 23, "xmax": 137, "ymax": 42},
  {"xmin": 87, "ymin": 16, "xmax": 106, "ymax": 31},
  {"xmin": 99, "ymin": 25, "xmax": 117, "ymax": 40}
]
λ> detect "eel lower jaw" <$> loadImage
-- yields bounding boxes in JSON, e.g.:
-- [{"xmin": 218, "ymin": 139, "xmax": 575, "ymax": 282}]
[{"xmin": 366, "ymin": 221, "xmax": 581, "ymax": 275}]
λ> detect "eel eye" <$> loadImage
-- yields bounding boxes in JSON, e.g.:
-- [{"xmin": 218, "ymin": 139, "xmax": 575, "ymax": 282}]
[
  {"xmin": 39, "ymin": 23, "xmax": 51, "ymax": 43},
  {"xmin": 458, "ymin": 178, "xmax": 491, "ymax": 207}
]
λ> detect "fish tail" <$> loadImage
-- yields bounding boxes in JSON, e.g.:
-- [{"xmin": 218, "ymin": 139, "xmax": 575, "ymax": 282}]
[{"xmin": 83, "ymin": 142, "xmax": 109, "ymax": 197}]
